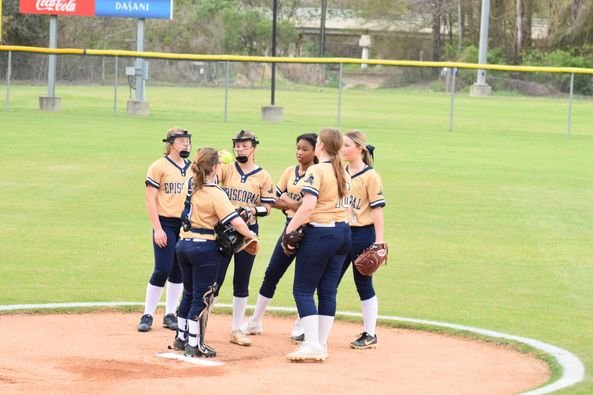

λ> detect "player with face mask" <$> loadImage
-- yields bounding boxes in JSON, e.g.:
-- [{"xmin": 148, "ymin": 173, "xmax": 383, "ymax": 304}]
[
  {"xmin": 138, "ymin": 127, "xmax": 192, "ymax": 333},
  {"xmin": 214, "ymin": 130, "xmax": 275, "ymax": 347}
]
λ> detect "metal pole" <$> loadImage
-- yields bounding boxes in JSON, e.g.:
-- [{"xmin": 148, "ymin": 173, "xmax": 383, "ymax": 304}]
[
  {"xmin": 476, "ymin": 0, "xmax": 490, "ymax": 85},
  {"xmin": 48, "ymin": 15, "xmax": 58, "ymax": 97},
  {"xmin": 224, "ymin": 61, "xmax": 229, "ymax": 122},
  {"xmin": 113, "ymin": 56, "xmax": 118, "ymax": 116},
  {"xmin": 135, "ymin": 18, "xmax": 145, "ymax": 102},
  {"xmin": 271, "ymin": 0, "xmax": 278, "ymax": 106},
  {"xmin": 449, "ymin": 68, "xmax": 457, "ymax": 131},
  {"xmin": 5, "ymin": 50, "xmax": 11, "ymax": 112},
  {"xmin": 337, "ymin": 63, "xmax": 343, "ymax": 127},
  {"xmin": 567, "ymin": 72, "xmax": 574, "ymax": 138},
  {"xmin": 320, "ymin": 0, "xmax": 328, "ymax": 56}
]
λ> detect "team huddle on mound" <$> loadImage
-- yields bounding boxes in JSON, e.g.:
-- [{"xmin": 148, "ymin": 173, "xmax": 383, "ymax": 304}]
[{"xmin": 137, "ymin": 126, "xmax": 387, "ymax": 362}]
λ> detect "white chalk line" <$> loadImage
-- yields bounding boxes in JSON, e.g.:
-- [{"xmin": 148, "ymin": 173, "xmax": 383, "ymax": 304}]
[{"xmin": 0, "ymin": 302, "xmax": 584, "ymax": 394}]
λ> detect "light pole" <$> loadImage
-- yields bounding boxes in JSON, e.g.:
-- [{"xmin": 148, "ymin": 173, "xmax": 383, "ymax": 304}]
[{"xmin": 470, "ymin": 0, "xmax": 492, "ymax": 96}]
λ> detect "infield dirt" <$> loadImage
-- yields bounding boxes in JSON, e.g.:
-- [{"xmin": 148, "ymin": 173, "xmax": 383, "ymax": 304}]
[{"xmin": 0, "ymin": 311, "xmax": 549, "ymax": 394}]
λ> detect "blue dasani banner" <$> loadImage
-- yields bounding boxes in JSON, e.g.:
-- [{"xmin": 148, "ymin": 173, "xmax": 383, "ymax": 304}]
[{"xmin": 95, "ymin": 0, "xmax": 172, "ymax": 19}]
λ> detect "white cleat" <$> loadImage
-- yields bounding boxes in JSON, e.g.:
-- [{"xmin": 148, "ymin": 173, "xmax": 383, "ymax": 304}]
[
  {"xmin": 286, "ymin": 342, "xmax": 326, "ymax": 362},
  {"xmin": 240, "ymin": 318, "xmax": 263, "ymax": 335},
  {"xmin": 230, "ymin": 330, "xmax": 252, "ymax": 346}
]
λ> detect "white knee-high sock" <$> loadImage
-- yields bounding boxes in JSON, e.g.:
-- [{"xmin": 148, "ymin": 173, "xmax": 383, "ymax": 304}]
[
  {"xmin": 143, "ymin": 283, "xmax": 164, "ymax": 316},
  {"xmin": 251, "ymin": 294, "xmax": 271, "ymax": 323},
  {"xmin": 361, "ymin": 295, "xmax": 378, "ymax": 336},
  {"xmin": 318, "ymin": 315, "xmax": 335, "ymax": 346},
  {"xmin": 291, "ymin": 316, "xmax": 304, "ymax": 337},
  {"xmin": 165, "ymin": 281, "xmax": 183, "ymax": 315},
  {"xmin": 187, "ymin": 319, "xmax": 198, "ymax": 346},
  {"xmin": 232, "ymin": 297, "xmax": 248, "ymax": 331},
  {"xmin": 177, "ymin": 317, "xmax": 187, "ymax": 340},
  {"xmin": 301, "ymin": 315, "xmax": 319, "ymax": 345}
]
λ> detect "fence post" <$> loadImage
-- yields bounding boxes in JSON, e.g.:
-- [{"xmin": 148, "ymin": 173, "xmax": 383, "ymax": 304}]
[
  {"xmin": 113, "ymin": 56, "xmax": 119, "ymax": 116},
  {"xmin": 5, "ymin": 50, "xmax": 11, "ymax": 112},
  {"xmin": 566, "ymin": 72, "xmax": 574, "ymax": 138},
  {"xmin": 337, "ymin": 63, "xmax": 343, "ymax": 127},
  {"xmin": 449, "ymin": 68, "xmax": 457, "ymax": 131},
  {"xmin": 224, "ymin": 61, "xmax": 229, "ymax": 122}
]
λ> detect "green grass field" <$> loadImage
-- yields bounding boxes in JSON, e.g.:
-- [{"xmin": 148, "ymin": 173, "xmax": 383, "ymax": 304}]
[{"xmin": 1, "ymin": 85, "xmax": 592, "ymax": 393}]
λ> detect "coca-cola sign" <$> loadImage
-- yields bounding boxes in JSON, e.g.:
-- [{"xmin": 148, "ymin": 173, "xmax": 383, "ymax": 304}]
[{"xmin": 20, "ymin": 0, "xmax": 96, "ymax": 16}]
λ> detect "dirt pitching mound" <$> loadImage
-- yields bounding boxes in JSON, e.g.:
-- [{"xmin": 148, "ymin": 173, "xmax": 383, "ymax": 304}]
[{"xmin": 0, "ymin": 311, "xmax": 549, "ymax": 394}]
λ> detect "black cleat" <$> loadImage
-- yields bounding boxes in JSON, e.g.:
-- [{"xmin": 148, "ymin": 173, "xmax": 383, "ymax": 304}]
[
  {"xmin": 172, "ymin": 336, "xmax": 186, "ymax": 351},
  {"xmin": 137, "ymin": 314, "xmax": 153, "ymax": 332},
  {"xmin": 163, "ymin": 314, "xmax": 178, "ymax": 330},
  {"xmin": 184, "ymin": 343, "xmax": 216, "ymax": 358},
  {"xmin": 350, "ymin": 332, "xmax": 377, "ymax": 349},
  {"xmin": 290, "ymin": 333, "xmax": 305, "ymax": 344}
]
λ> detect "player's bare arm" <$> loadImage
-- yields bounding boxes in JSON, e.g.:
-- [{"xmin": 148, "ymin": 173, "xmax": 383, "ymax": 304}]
[{"xmin": 145, "ymin": 186, "xmax": 167, "ymax": 248}]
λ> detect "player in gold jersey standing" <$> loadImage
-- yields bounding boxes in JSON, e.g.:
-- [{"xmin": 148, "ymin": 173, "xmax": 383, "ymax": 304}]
[
  {"xmin": 215, "ymin": 130, "xmax": 275, "ymax": 346},
  {"xmin": 138, "ymin": 128, "xmax": 192, "ymax": 332},
  {"xmin": 284, "ymin": 128, "xmax": 352, "ymax": 362},
  {"xmin": 338, "ymin": 130, "xmax": 386, "ymax": 349},
  {"xmin": 173, "ymin": 148, "xmax": 256, "ymax": 358}
]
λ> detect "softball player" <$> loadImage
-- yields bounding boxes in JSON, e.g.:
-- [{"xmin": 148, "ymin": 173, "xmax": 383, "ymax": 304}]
[
  {"xmin": 338, "ymin": 130, "xmax": 386, "ymax": 349},
  {"xmin": 284, "ymin": 128, "xmax": 352, "ymax": 362},
  {"xmin": 174, "ymin": 148, "xmax": 256, "ymax": 358},
  {"xmin": 215, "ymin": 130, "xmax": 275, "ymax": 347},
  {"xmin": 241, "ymin": 133, "xmax": 318, "ymax": 339},
  {"xmin": 138, "ymin": 127, "xmax": 192, "ymax": 333}
]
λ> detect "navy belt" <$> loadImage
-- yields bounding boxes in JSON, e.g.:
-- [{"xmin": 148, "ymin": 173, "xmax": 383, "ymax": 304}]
[{"xmin": 190, "ymin": 228, "xmax": 215, "ymax": 235}]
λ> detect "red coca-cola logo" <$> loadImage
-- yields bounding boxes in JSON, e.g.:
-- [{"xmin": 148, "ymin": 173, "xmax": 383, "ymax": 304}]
[
  {"xmin": 36, "ymin": 0, "xmax": 76, "ymax": 12},
  {"xmin": 20, "ymin": 0, "xmax": 95, "ymax": 16}
]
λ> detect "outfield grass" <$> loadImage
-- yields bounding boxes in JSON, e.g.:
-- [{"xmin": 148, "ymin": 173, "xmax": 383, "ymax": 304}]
[{"xmin": 1, "ymin": 85, "xmax": 592, "ymax": 393}]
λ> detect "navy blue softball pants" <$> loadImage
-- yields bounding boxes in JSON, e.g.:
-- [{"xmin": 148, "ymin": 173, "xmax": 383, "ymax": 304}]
[
  {"xmin": 258, "ymin": 220, "xmax": 296, "ymax": 298},
  {"xmin": 338, "ymin": 225, "xmax": 377, "ymax": 301},
  {"xmin": 215, "ymin": 224, "xmax": 259, "ymax": 298},
  {"xmin": 150, "ymin": 216, "xmax": 183, "ymax": 286},
  {"xmin": 293, "ymin": 222, "xmax": 351, "ymax": 318},
  {"xmin": 176, "ymin": 239, "xmax": 219, "ymax": 320}
]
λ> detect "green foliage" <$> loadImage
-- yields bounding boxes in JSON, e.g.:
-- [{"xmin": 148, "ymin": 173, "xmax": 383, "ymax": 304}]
[
  {"xmin": 1, "ymin": 0, "xmax": 48, "ymax": 46},
  {"xmin": 522, "ymin": 49, "xmax": 593, "ymax": 95}
]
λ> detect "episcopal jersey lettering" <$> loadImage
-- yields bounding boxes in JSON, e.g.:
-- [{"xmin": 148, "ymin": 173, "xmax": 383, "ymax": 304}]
[
  {"xmin": 145, "ymin": 156, "xmax": 191, "ymax": 218},
  {"xmin": 347, "ymin": 165, "xmax": 386, "ymax": 226},
  {"xmin": 301, "ymin": 162, "xmax": 351, "ymax": 224},
  {"xmin": 275, "ymin": 165, "xmax": 308, "ymax": 218},
  {"xmin": 179, "ymin": 184, "xmax": 239, "ymax": 241},
  {"xmin": 217, "ymin": 162, "xmax": 275, "ymax": 221}
]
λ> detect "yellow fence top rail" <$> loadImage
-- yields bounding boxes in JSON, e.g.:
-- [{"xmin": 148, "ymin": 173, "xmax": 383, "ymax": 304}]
[{"xmin": 2, "ymin": 45, "xmax": 593, "ymax": 75}]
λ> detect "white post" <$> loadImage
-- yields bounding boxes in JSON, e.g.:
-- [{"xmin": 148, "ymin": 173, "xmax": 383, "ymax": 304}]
[
  {"xmin": 359, "ymin": 34, "xmax": 371, "ymax": 70},
  {"xmin": 470, "ymin": 0, "xmax": 492, "ymax": 96},
  {"xmin": 40, "ymin": 15, "xmax": 61, "ymax": 111}
]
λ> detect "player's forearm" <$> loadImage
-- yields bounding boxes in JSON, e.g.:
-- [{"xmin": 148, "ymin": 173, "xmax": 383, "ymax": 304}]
[
  {"xmin": 372, "ymin": 207, "xmax": 384, "ymax": 243},
  {"xmin": 286, "ymin": 197, "xmax": 315, "ymax": 233},
  {"xmin": 145, "ymin": 189, "xmax": 163, "ymax": 231},
  {"xmin": 230, "ymin": 217, "xmax": 254, "ymax": 239}
]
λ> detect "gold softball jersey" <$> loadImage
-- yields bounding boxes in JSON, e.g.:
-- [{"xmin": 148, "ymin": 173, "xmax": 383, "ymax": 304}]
[
  {"xmin": 275, "ymin": 165, "xmax": 308, "ymax": 218},
  {"xmin": 347, "ymin": 166, "xmax": 386, "ymax": 227},
  {"xmin": 217, "ymin": 162, "xmax": 275, "ymax": 223},
  {"xmin": 179, "ymin": 184, "xmax": 238, "ymax": 241},
  {"xmin": 300, "ymin": 162, "xmax": 351, "ymax": 224},
  {"xmin": 145, "ymin": 156, "xmax": 191, "ymax": 218}
]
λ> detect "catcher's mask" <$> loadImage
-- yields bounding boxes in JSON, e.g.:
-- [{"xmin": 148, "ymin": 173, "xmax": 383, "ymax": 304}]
[
  {"xmin": 163, "ymin": 128, "xmax": 192, "ymax": 158},
  {"xmin": 232, "ymin": 130, "xmax": 259, "ymax": 164}
]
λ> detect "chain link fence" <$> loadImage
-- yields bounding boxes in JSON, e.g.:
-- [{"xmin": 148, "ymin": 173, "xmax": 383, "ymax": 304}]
[{"xmin": 2, "ymin": 50, "xmax": 592, "ymax": 132}]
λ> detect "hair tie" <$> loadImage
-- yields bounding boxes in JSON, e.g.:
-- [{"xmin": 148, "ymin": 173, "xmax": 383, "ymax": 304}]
[{"xmin": 366, "ymin": 144, "xmax": 375, "ymax": 160}]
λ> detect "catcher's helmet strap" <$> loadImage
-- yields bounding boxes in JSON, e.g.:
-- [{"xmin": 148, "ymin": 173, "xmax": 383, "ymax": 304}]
[
  {"xmin": 163, "ymin": 129, "xmax": 192, "ymax": 143},
  {"xmin": 232, "ymin": 130, "xmax": 259, "ymax": 145}
]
